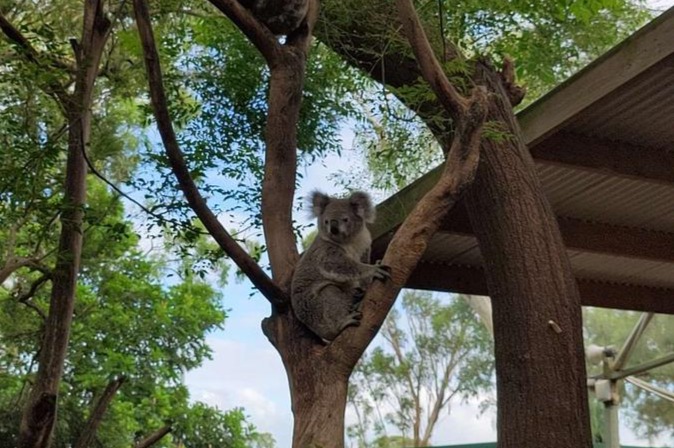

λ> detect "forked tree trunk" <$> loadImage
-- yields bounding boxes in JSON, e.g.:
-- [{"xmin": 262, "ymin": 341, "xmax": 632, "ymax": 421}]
[{"xmin": 464, "ymin": 63, "xmax": 591, "ymax": 448}]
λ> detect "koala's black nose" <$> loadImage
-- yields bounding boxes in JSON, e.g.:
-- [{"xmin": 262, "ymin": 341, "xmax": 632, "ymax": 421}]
[{"xmin": 329, "ymin": 220, "xmax": 339, "ymax": 235}]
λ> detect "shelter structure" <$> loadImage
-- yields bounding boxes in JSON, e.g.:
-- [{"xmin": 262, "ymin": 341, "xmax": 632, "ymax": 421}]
[{"xmin": 371, "ymin": 6, "xmax": 674, "ymax": 315}]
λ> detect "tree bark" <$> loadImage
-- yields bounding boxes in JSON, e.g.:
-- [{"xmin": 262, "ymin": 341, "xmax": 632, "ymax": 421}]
[
  {"xmin": 18, "ymin": 2, "xmax": 111, "ymax": 446},
  {"xmin": 464, "ymin": 63, "xmax": 591, "ymax": 447},
  {"xmin": 290, "ymin": 362, "xmax": 349, "ymax": 448}
]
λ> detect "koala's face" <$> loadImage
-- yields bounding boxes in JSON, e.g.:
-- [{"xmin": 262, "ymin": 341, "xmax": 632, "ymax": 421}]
[{"xmin": 318, "ymin": 200, "xmax": 363, "ymax": 244}]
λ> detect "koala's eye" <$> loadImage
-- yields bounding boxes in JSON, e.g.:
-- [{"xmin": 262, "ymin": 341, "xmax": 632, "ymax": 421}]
[
  {"xmin": 324, "ymin": 219, "xmax": 329, "ymax": 225},
  {"xmin": 342, "ymin": 218, "xmax": 349, "ymax": 223}
]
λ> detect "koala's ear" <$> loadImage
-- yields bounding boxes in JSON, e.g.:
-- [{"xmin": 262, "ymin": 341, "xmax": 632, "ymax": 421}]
[
  {"xmin": 310, "ymin": 191, "xmax": 331, "ymax": 217},
  {"xmin": 349, "ymin": 191, "xmax": 375, "ymax": 223}
]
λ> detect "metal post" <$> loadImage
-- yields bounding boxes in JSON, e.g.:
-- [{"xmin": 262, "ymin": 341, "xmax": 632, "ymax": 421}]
[{"xmin": 602, "ymin": 380, "xmax": 620, "ymax": 448}]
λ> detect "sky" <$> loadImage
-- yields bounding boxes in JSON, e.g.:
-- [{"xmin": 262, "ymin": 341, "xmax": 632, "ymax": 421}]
[{"xmin": 184, "ymin": 3, "xmax": 674, "ymax": 447}]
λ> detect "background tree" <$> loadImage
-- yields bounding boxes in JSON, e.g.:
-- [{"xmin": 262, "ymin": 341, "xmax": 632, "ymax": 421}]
[
  {"xmin": 0, "ymin": 180, "xmax": 266, "ymax": 446},
  {"xmin": 347, "ymin": 292, "xmax": 493, "ymax": 447}
]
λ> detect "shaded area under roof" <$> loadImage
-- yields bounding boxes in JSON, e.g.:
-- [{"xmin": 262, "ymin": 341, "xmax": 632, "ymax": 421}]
[{"xmin": 372, "ymin": 7, "xmax": 674, "ymax": 315}]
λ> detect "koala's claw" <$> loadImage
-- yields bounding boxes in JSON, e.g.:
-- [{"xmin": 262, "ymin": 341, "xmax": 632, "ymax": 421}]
[
  {"xmin": 338, "ymin": 312, "xmax": 363, "ymax": 333},
  {"xmin": 374, "ymin": 262, "xmax": 392, "ymax": 280}
]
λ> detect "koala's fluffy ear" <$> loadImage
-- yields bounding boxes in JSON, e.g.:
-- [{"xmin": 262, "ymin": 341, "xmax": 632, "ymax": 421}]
[
  {"xmin": 349, "ymin": 191, "xmax": 375, "ymax": 223},
  {"xmin": 310, "ymin": 191, "xmax": 331, "ymax": 217}
]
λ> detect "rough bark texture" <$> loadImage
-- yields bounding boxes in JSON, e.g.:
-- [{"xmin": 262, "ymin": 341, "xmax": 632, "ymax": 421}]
[
  {"xmin": 290, "ymin": 362, "xmax": 349, "ymax": 447},
  {"xmin": 18, "ymin": 2, "xmax": 111, "ymax": 446},
  {"xmin": 465, "ymin": 63, "xmax": 591, "ymax": 447}
]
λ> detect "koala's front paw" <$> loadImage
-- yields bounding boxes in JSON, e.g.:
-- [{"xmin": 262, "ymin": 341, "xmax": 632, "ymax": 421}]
[
  {"xmin": 374, "ymin": 261, "xmax": 391, "ymax": 281},
  {"xmin": 339, "ymin": 311, "xmax": 363, "ymax": 333}
]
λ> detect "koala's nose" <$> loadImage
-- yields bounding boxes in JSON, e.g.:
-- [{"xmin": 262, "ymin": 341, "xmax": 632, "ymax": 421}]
[{"xmin": 329, "ymin": 220, "xmax": 339, "ymax": 235}]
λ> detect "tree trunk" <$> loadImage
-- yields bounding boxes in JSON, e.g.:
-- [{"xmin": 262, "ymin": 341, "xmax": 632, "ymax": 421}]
[
  {"xmin": 464, "ymin": 63, "xmax": 591, "ymax": 448},
  {"xmin": 19, "ymin": 101, "xmax": 90, "ymax": 448},
  {"xmin": 18, "ymin": 3, "xmax": 111, "ymax": 446},
  {"xmin": 290, "ymin": 366, "xmax": 349, "ymax": 448}
]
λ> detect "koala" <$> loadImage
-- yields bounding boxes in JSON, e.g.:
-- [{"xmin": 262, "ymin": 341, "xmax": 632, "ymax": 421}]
[
  {"xmin": 239, "ymin": 0, "xmax": 309, "ymax": 35},
  {"xmin": 291, "ymin": 191, "xmax": 391, "ymax": 343}
]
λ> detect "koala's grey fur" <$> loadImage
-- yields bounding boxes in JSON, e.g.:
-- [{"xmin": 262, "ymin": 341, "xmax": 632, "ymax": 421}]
[
  {"xmin": 291, "ymin": 191, "xmax": 390, "ymax": 343},
  {"xmin": 239, "ymin": 0, "xmax": 309, "ymax": 35}
]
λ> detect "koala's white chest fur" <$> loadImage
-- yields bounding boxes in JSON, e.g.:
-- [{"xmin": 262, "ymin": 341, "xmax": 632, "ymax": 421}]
[{"xmin": 341, "ymin": 227, "xmax": 372, "ymax": 261}]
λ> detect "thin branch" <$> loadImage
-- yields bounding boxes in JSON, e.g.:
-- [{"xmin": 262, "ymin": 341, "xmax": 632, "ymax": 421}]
[
  {"xmin": 80, "ymin": 136, "xmax": 210, "ymax": 237},
  {"xmin": 132, "ymin": 0, "xmax": 287, "ymax": 307},
  {"xmin": 16, "ymin": 274, "xmax": 50, "ymax": 320},
  {"xmin": 0, "ymin": 10, "xmax": 72, "ymax": 71},
  {"xmin": 331, "ymin": 0, "xmax": 488, "ymax": 366},
  {"xmin": 74, "ymin": 376, "xmax": 127, "ymax": 448},
  {"xmin": 206, "ymin": 0, "xmax": 281, "ymax": 64},
  {"xmin": 0, "ymin": 10, "xmax": 72, "ymax": 106},
  {"xmin": 395, "ymin": 0, "xmax": 468, "ymax": 119},
  {"xmin": 134, "ymin": 424, "xmax": 172, "ymax": 448}
]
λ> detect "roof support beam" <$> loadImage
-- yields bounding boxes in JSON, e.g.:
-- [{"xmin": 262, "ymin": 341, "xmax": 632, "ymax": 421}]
[
  {"xmin": 532, "ymin": 132, "xmax": 674, "ymax": 185},
  {"xmin": 406, "ymin": 263, "xmax": 674, "ymax": 314},
  {"xmin": 432, "ymin": 204, "xmax": 674, "ymax": 263}
]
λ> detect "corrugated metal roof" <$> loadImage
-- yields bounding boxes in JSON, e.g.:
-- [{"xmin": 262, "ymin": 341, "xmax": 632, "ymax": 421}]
[
  {"xmin": 567, "ymin": 58, "xmax": 674, "ymax": 148},
  {"xmin": 536, "ymin": 164, "xmax": 674, "ymax": 231}
]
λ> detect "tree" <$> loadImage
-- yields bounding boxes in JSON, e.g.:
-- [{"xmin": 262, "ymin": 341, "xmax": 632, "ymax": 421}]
[
  {"xmin": 1, "ymin": 0, "xmax": 653, "ymax": 447},
  {"xmin": 0, "ymin": 180, "xmax": 261, "ymax": 446},
  {"xmin": 347, "ymin": 292, "xmax": 493, "ymax": 447}
]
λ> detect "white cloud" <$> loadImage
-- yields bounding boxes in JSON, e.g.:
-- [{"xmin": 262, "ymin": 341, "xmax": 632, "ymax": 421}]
[
  {"xmin": 185, "ymin": 337, "xmax": 293, "ymax": 445},
  {"xmin": 431, "ymin": 398, "xmax": 496, "ymax": 445}
]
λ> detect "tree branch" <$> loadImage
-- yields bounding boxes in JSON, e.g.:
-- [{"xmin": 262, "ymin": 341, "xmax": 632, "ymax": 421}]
[
  {"xmin": 206, "ymin": 0, "xmax": 281, "ymax": 65},
  {"xmin": 18, "ymin": 1, "xmax": 112, "ymax": 446},
  {"xmin": 395, "ymin": 0, "xmax": 468, "ymax": 120},
  {"xmin": 73, "ymin": 376, "xmax": 126, "ymax": 448},
  {"xmin": 330, "ymin": 0, "xmax": 488, "ymax": 366},
  {"xmin": 0, "ymin": 10, "xmax": 72, "ymax": 105},
  {"xmin": 0, "ymin": 10, "xmax": 73, "ymax": 71},
  {"xmin": 16, "ymin": 274, "xmax": 50, "ymax": 320},
  {"xmin": 132, "ymin": 0, "xmax": 287, "ymax": 307},
  {"xmin": 134, "ymin": 424, "xmax": 172, "ymax": 448},
  {"xmin": 0, "ymin": 257, "xmax": 44, "ymax": 286}
]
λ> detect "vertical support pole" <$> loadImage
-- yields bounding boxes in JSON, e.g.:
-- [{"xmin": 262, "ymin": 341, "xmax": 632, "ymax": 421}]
[{"xmin": 602, "ymin": 386, "xmax": 620, "ymax": 448}]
